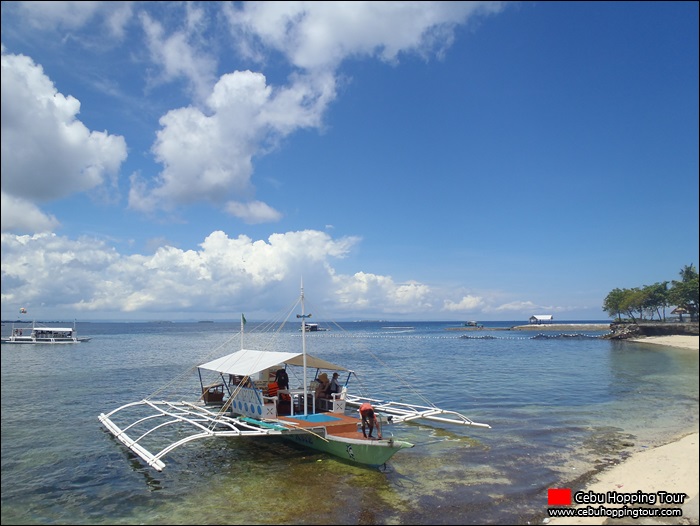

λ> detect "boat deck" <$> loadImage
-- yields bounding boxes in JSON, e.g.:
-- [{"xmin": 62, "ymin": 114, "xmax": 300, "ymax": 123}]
[{"xmin": 278, "ymin": 412, "xmax": 375, "ymax": 440}]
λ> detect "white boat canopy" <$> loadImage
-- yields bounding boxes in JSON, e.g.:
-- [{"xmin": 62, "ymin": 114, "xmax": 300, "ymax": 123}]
[{"xmin": 198, "ymin": 348, "xmax": 349, "ymax": 377}]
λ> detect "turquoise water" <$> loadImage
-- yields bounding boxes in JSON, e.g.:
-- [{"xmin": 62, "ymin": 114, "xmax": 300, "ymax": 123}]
[{"xmin": 1, "ymin": 321, "xmax": 698, "ymax": 525}]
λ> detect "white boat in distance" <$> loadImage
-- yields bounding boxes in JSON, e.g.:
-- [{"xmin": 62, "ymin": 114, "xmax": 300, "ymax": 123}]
[
  {"xmin": 301, "ymin": 322, "xmax": 328, "ymax": 331},
  {"xmin": 98, "ymin": 286, "xmax": 490, "ymax": 471},
  {"xmin": 1, "ymin": 321, "xmax": 91, "ymax": 344}
]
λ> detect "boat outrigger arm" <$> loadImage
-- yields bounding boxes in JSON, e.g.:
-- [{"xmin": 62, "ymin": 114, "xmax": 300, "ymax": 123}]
[
  {"xmin": 98, "ymin": 396, "xmax": 489, "ymax": 471},
  {"xmin": 344, "ymin": 395, "xmax": 491, "ymax": 428},
  {"xmin": 98, "ymin": 400, "xmax": 292, "ymax": 471}
]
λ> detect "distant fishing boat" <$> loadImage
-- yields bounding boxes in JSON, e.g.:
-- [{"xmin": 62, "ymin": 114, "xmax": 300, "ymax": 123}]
[{"xmin": 98, "ymin": 284, "xmax": 490, "ymax": 471}]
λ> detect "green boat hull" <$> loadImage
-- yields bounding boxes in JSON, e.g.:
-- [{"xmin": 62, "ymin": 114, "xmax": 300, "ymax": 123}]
[{"xmin": 283, "ymin": 431, "xmax": 414, "ymax": 467}]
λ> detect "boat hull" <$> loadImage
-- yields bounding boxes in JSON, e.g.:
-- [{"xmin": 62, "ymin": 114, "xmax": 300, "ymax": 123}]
[
  {"xmin": 1, "ymin": 337, "xmax": 91, "ymax": 344},
  {"xmin": 283, "ymin": 431, "xmax": 413, "ymax": 467}
]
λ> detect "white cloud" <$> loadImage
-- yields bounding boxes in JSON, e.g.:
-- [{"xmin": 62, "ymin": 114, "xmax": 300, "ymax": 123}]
[
  {"xmin": 491, "ymin": 300, "xmax": 540, "ymax": 313},
  {"xmin": 443, "ymin": 294, "xmax": 485, "ymax": 312},
  {"xmin": 9, "ymin": 1, "xmax": 133, "ymax": 37},
  {"xmin": 3, "ymin": 3, "xmax": 506, "ymax": 228},
  {"xmin": 226, "ymin": 1, "xmax": 505, "ymax": 71},
  {"xmin": 225, "ymin": 200, "xmax": 283, "ymax": 224},
  {"xmin": 0, "ymin": 50, "xmax": 128, "ymax": 233},
  {"xmin": 0, "ymin": 228, "xmax": 568, "ymax": 320},
  {"xmin": 125, "ymin": 1, "xmax": 502, "ymax": 219},
  {"xmin": 0, "ymin": 229, "xmax": 362, "ymax": 318},
  {"xmin": 0, "ymin": 192, "xmax": 60, "ymax": 233},
  {"xmin": 333, "ymin": 272, "xmax": 433, "ymax": 314},
  {"xmin": 130, "ymin": 69, "xmax": 334, "ymax": 214},
  {"xmin": 139, "ymin": 7, "xmax": 218, "ymax": 102}
]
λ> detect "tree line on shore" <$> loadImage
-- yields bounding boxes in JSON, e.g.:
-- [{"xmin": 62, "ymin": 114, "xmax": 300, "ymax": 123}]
[{"xmin": 603, "ymin": 264, "xmax": 699, "ymax": 323}]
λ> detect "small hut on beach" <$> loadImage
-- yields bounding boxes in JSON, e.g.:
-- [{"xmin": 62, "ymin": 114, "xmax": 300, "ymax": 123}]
[
  {"xmin": 671, "ymin": 307, "xmax": 688, "ymax": 322},
  {"xmin": 529, "ymin": 315, "xmax": 553, "ymax": 325}
]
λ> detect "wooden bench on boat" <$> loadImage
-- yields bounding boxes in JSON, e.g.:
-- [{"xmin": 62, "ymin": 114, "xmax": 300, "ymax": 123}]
[{"xmin": 202, "ymin": 383, "xmax": 225, "ymax": 404}]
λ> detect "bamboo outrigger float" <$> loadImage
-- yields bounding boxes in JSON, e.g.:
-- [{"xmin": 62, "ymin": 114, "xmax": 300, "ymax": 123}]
[{"xmin": 98, "ymin": 285, "xmax": 490, "ymax": 471}]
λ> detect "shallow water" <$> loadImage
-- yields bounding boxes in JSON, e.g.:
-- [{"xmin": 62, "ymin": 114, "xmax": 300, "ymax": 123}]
[{"xmin": 1, "ymin": 321, "xmax": 698, "ymax": 524}]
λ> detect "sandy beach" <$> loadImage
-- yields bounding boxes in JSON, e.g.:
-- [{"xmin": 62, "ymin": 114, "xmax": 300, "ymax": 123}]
[
  {"xmin": 547, "ymin": 335, "xmax": 699, "ymax": 525},
  {"xmin": 627, "ymin": 335, "xmax": 699, "ymax": 351}
]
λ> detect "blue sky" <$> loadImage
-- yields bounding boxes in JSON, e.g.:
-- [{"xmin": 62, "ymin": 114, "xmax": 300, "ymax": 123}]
[{"xmin": 1, "ymin": 1, "xmax": 698, "ymax": 322}]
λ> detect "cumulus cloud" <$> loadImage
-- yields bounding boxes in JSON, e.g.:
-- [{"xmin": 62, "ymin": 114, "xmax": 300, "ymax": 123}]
[
  {"xmin": 333, "ymin": 272, "xmax": 433, "ymax": 314},
  {"xmin": 226, "ymin": 1, "xmax": 505, "ymax": 71},
  {"xmin": 0, "ymin": 50, "xmax": 127, "ymax": 233},
  {"xmin": 139, "ymin": 6, "xmax": 218, "ymax": 102},
  {"xmin": 443, "ymin": 294, "xmax": 485, "ymax": 312},
  {"xmin": 129, "ymin": 69, "xmax": 335, "ymax": 213},
  {"xmin": 225, "ymin": 200, "xmax": 283, "ymax": 224},
  {"xmin": 0, "ymin": 229, "xmax": 364, "ymax": 318},
  {"xmin": 131, "ymin": 2, "xmax": 503, "ymax": 220},
  {"xmin": 0, "ymin": 192, "xmax": 60, "ymax": 233},
  {"xmin": 7, "ymin": 1, "xmax": 133, "ymax": 37},
  {"xmin": 3, "ymin": 3, "xmax": 506, "ymax": 228},
  {"xmin": 491, "ymin": 300, "xmax": 541, "ymax": 313},
  {"xmin": 0, "ymin": 227, "xmax": 563, "ymax": 320}
]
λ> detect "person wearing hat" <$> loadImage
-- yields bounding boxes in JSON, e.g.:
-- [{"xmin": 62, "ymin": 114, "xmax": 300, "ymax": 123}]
[
  {"xmin": 359, "ymin": 402, "xmax": 381, "ymax": 439},
  {"xmin": 328, "ymin": 372, "xmax": 341, "ymax": 395}
]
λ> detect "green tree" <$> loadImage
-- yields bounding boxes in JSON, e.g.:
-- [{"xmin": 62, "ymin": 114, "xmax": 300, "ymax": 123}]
[
  {"xmin": 669, "ymin": 264, "xmax": 699, "ymax": 321},
  {"xmin": 619, "ymin": 288, "xmax": 646, "ymax": 322},
  {"xmin": 603, "ymin": 288, "xmax": 626, "ymax": 321},
  {"xmin": 642, "ymin": 282, "xmax": 669, "ymax": 321}
]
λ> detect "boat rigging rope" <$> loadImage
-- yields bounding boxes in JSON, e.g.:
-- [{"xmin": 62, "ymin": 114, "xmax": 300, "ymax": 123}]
[{"xmin": 303, "ymin": 299, "xmax": 438, "ymax": 410}]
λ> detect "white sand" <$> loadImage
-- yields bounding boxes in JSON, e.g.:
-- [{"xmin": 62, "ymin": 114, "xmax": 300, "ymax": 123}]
[
  {"xmin": 627, "ymin": 335, "xmax": 699, "ymax": 351},
  {"xmin": 546, "ymin": 335, "xmax": 699, "ymax": 525}
]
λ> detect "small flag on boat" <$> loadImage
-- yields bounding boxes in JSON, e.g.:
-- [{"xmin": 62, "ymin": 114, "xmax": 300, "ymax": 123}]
[
  {"xmin": 19, "ymin": 307, "xmax": 27, "ymax": 314},
  {"xmin": 241, "ymin": 314, "xmax": 247, "ymax": 325}
]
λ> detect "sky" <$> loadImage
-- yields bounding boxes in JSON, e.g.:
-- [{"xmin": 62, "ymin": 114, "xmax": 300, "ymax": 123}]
[{"xmin": 1, "ymin": 1, "xmax": 698, "ymax": 323}]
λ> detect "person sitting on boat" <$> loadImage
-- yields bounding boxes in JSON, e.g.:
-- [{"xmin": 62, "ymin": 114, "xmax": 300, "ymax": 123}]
[
  {"xmin": 275, "ymin": 368, "xmax": 290, "ymax": 390},
  {"xmin": 327, "ymin": 372, "xmax": 341, "ymax": 396},
  {"xmin": 359, "ymin": 402, "xmax": 381, "ymax": 439},
  {"xmin": 315, "ymin": 373, "xmax": 330, "ymax": 399}
]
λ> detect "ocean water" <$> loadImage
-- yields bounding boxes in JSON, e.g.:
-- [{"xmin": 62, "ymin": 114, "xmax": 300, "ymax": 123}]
[{"xmin": 1, "ymin": 321, "xmax": 698, "ymax": 525}]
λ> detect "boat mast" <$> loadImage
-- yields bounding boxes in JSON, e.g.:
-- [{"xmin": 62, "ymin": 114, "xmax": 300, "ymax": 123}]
[{"xmin": 296, "ymin": 280, "xmax": 311, "ymax": 416}]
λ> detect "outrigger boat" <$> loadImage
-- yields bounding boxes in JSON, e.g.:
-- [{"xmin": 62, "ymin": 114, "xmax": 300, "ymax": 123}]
[
  {"xmin": 1, "ymin": 320, "xmax": 91, "ymax": 344},
  {"xmin": 98, "ymin": 287, "xmax": 490, "ymax": 471}
]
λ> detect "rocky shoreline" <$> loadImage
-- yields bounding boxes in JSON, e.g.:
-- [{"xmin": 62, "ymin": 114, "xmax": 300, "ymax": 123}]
[
  {"xmin": 605, "ymin": 321, "xmax": 699, "ymax": 339},
  {"xmin": 445, "ymin": 323, "xmax": 611, "ymax": 332},
  {"xmin": 510, "ymin": 323, "xmax": 610, "ymax": 331},
  {"xmin": 445, "ymin": 321, "xmax": 699, "ymax": 339}
]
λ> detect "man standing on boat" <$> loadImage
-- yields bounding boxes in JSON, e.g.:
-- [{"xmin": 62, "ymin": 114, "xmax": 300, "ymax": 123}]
[
  {"xmin": 275, "ymin": 368, "xmax": 289, "ymax": 390},
  {"xmin": 359, "ymin": 402, "xmax": 381, "ymax": 439}
]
